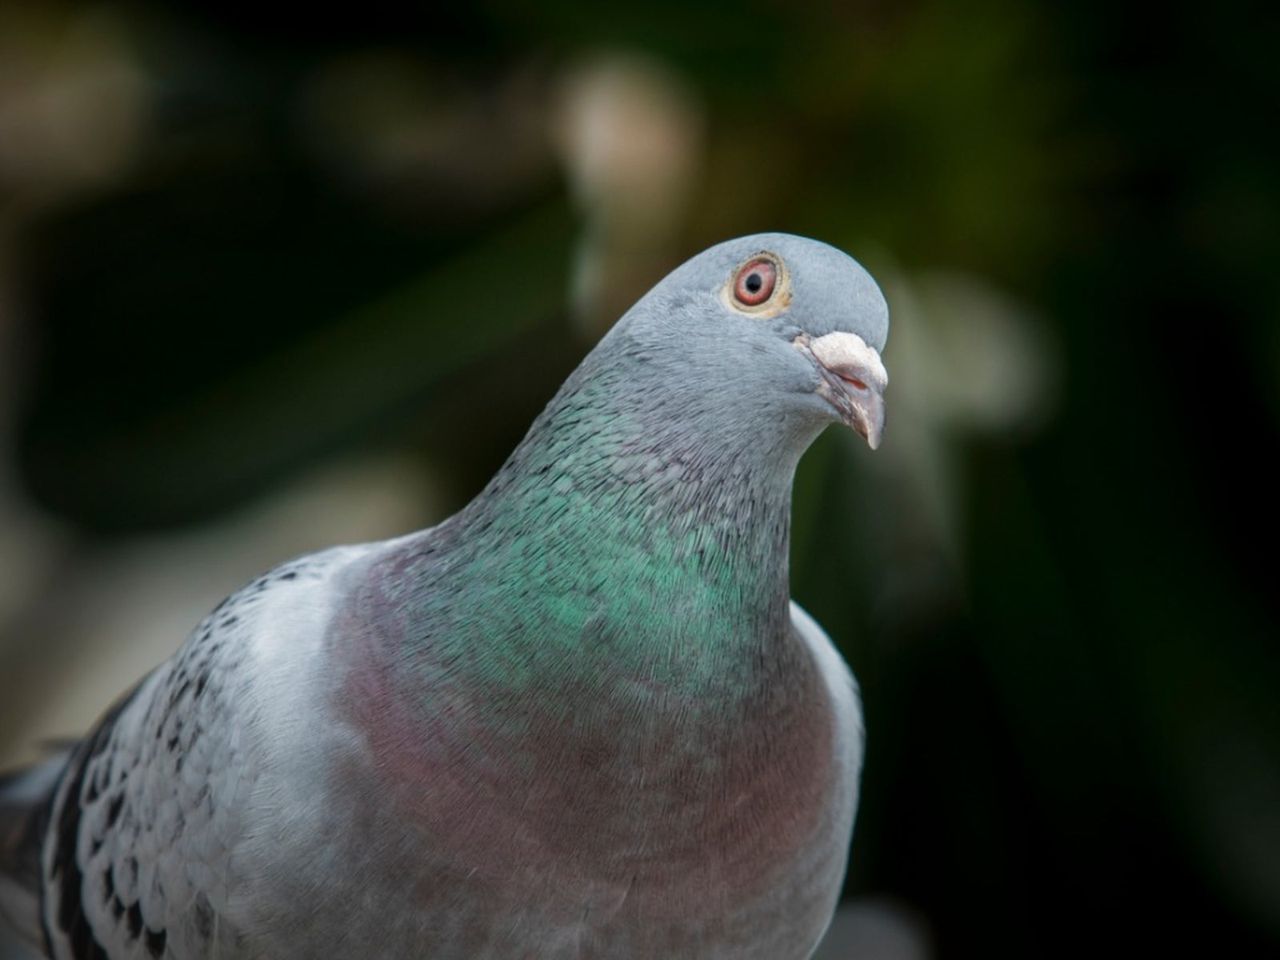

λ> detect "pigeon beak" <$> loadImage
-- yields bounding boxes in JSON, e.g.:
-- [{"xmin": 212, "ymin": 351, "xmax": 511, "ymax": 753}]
[{"xmin": 794, "ymin": 332, "xmax": 889, "ymax": 450}]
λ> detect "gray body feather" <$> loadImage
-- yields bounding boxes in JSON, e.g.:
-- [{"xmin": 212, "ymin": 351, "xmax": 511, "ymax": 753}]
[{"xmin": 0, "ymin": 549, "xmax": 860, "ymax": 960}]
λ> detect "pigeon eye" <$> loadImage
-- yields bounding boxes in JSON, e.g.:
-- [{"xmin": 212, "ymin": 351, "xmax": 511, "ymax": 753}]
[{"xmin": 733, "ymin": 257, "xmax": 777, "ymax": 306}]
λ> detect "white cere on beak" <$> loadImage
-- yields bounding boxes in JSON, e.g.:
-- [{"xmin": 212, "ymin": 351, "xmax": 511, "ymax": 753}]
[
  {"xmin": 808, "ymin": 332, "xmax": 888, "ymax": 393},
  {"xmin": 795, "ymin": 330, "xmax": 889, "ymax": 449}
]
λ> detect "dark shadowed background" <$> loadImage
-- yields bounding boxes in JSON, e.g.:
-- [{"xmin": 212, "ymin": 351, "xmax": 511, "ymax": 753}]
[{"xmin": 1, "ymin": 2, "xmax": 1277, "ymax": 957}]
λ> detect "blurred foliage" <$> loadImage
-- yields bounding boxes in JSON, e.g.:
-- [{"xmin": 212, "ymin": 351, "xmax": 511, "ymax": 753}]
[{"xmin": 1, "ymin": 1, "xmax": 1277, "ymax": 956}]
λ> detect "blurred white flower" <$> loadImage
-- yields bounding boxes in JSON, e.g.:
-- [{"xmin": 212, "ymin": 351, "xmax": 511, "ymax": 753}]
[
  {"xmin": 0, "ymin": 5, "xmax": 149, "ymax": 206},
  {"xmin": 555, "ymin": 53, "xmax": 703, "ymax": 335},
  {"xmin": 888, "ymin": 270, "xmax": 1057, "ymax": 435}
]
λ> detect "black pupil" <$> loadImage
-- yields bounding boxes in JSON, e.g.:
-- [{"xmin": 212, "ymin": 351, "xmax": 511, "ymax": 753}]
[{"xmin": 745, "ymin": 272, "xmax": 763, "ymax": 294}]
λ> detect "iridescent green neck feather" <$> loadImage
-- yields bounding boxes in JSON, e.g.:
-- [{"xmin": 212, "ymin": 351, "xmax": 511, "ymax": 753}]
[{"xmin": 362, "ymin": 322, "xmax": 826, "ymax": 709}]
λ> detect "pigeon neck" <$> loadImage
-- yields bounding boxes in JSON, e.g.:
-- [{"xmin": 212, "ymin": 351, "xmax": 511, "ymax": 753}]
[
  {"xmin": 369, "ymin": 353, "xmax": 822, "ymax": 695},
  {"xmin": 338, "ymin": 382, "xmax": 836, "ymax": 884},
  {"xmin": 461, "ymin": 358, "xmax": 812, "ymax": 639}
]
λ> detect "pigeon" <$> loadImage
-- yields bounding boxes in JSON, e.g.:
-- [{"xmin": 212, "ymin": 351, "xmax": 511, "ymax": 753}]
[{"xmin": 0, "ymin": 232, "xmax": 889, "ymax": 959}]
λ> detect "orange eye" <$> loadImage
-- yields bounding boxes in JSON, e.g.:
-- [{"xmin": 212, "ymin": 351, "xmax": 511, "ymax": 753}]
[{"xmin": 733, "ymin": 257, "xmax": 777, "ymax": 306}]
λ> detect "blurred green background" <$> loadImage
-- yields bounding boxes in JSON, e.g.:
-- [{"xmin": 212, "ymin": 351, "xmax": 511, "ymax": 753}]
[{"xmin": 0, "ymin": 2, "xmax": 1277, "ymax": 957}]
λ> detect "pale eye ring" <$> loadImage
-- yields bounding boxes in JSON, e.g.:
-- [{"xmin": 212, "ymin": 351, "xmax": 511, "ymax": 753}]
[{"xmin": 733, "ymin": 257, "xmax": 777, "ymax": 306}]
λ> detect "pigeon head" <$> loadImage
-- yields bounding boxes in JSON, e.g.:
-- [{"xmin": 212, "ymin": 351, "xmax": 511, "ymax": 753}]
[{"xmin": 610, "ymin": 233, "xmax": 890, "ymax": 450}]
